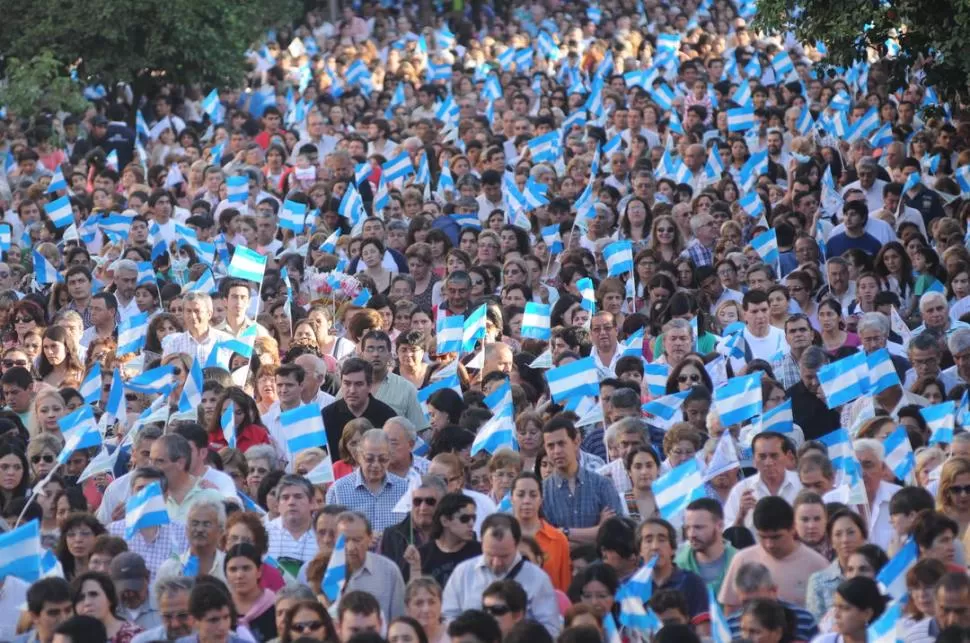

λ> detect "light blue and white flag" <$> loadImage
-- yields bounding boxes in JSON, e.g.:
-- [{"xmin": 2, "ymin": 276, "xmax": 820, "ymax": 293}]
[
  {"xmin": 76, "ymin": 446, "xmax": 121, "ymax": 485},
  {"xmin": 884, "ymin": 426, "xmax": 915, "ymax": 483},
  {"xmin": 643, "ymin": 390, "xmax": 690, "ymax": 426},
  {"xmin": 727, "ymin": 106, "xmax": 756, "ymax": 132},
  {"xmin": 654, "ymin": 458, "xmax": 704, "ymax": 520},
  {"xmin": 617, "ymin": 555, "xmax": 661, "ymax": 634},
  {"xmin": 876, "ymin": 538, "xmax": 917, "ymax": 599},
  {"xmin": 58, "ymin": 405, "xmax": 101, "ymax": 464},
  {"xmin": 322, "ymin": 533, "xmax": 347, "ymax": 601},
  {"xmin": 126, "ymin": 364, "xmax": 176, "ymax": 395},
  {"xmin": 436, "ymin": 314, "xmax": 464, "ymax": 354},
  {"xmin": 178, "ymin": 359, "xmax": 204, "ymax": 413},
  {"xmin": 462, "ymin": 305, "xmax": 487, "ymax": 353},
  {"xmin": 221, "ymin": 401, "xmax": 236, "ymax": 448},
  {"xmin": 922, "ymin": 401, "xmax": 955, "ymax": 445},
  {"xmin": 604, "ymin": 613, "xmax": 623, "ymax": 643},
  {"xmin": 867, "ymin": 598, "xmax": 905, "ymax": 643},
  {"xmin": 604, "ymin": 240, "xmax": 634, "ymax": 277},
  {"xmin": 47, "ymin": 165, "xmax": 67, "ymax": 193},
  {"xmin": 226, "ymin": 175, "xmax": 248, "ymax": 203},
  {"xmin": 713, "ymin": 372, "xmax": 763, "ymax": 426},
  {"xmin": 546, "ymin": 357, "xmax": 600, "ymax": 403},
  {"xmin": 239, "ymin": 491, "xmax": 267, "ymax": 515},
  {"xmin": 818, "ymin": 351, "xmax": 869, "ymax": 409},
  {"xmin": 710, "ymin": 586, "xmax": 733, "ymax": 643},
  {"xmin": 417, "ymin": 374, "xmax": 462, "ymax": 417},
  {"xmin": 33, "ymin": 250, "xmax": 61, "ymax": 284},
  {"xmin": 577, "ymin": 278, "xmax": 596, "ymax": 313},
  {"xmin": 739, "ymin": 191, "xmax": 765, "ymax": 218},
  {"xmin": 44, "ymin": 196, "xmax": 74, "ymax": 229},
  {"xmin": 125, "ymin": 481, "xmax": 170, "ymax": 539},
  {"xmin": 382, "ymin": 151, "xmax": 414, "ymax": 182},
  {"xmin": 281, "ymin": 404, "xmax": 327, "ymax": 455},
  {"xmin": 279, "ymin": 200, "xmax": 308, "ymax": 232},
  {"xmin": 521, "ymin": 303, "xmax": 551, "ymax": 340},
  {"xmin": 644, "ymin": 363, "xmax": 669, "ymax": 397},
  {"xmin": 80, "ymin": 363, "xmax": 102, "ymax": 405},
  {"xmin": 0, "ymin": 520, "xmax": 42, "ymax": 582},
  {"xmin": 750, "ymin": 228, "xmax": 779, "ymax": 267},
  {"xmin": 338, "ymin": 185, "xmax": 366, "ymax": 230},
  {"xmin": 217, "ymin": 324, "xmax": 257, "ymax": 359},
  {"xmin": 227, "ymin": 246, "xmax": 267, "ymax": 284},
  {"xmin": 320, "ymin": 229, "xmax": 341, "ymax": 254},
  {"xmin": 866, "ymin": 348, "xmax": 900, "ymax": 394},
  {"xmin": 471, "ymin": 392, "xmax": 516, "ymax": 455},
  {"xmin": 760, "ymin": 399, "xmax": 794, "ymax": 435}
]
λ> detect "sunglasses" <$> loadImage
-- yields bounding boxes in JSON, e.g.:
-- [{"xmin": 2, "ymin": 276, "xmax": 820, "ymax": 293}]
[
  {"xmin": 31, "ymin": 454, "xmax": 55, "ymax": 464},
  {"xmin": 484, "ymin": 604, "xmax": 512, "ymax": 616},
  {"xmin": 412, "ymin": 497, "xmax": 437, "ymax": 507},
  {"xmin": 678, "ymin": 373, "xmax": 701, "ymax": 384},
  {"xmin": 2, "ymin": 360, "xmax": 27, "ymax": 368},
  {"xmin": 949, "ymin": 485, "xmax": 970, "ymax": 496},
  {"xmin": 453, "ymin": 513, "xmax": 475, "ymax": 524},
  {"xmin": 291, "ymin": 621, "xmax": 324, "ymax": 634},
  {"xmin": 13, "ymin": 317, "xmax": 33, "ymax": 324}
]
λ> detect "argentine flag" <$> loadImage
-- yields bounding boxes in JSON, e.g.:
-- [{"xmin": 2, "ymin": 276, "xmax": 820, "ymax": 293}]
[{"xmin": 125, "ymin": 481, "xmax": 170, "ymax": 539}]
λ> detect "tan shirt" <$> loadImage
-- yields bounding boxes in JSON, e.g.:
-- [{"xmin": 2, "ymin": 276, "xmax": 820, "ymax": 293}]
[{"xmin": 718, "ymin": 542, "xmax": 829, "ymax": 610}]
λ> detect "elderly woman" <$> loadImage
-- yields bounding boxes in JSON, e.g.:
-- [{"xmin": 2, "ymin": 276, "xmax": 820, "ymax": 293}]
[
  {"xmin": 334, "ymin": 418, "xmax": 373, "ymax": 479},
  {"xmin": 244, "ymin": 444, "xmax": 280, "ymax": 498},
  {"xmin": 27, "ymin": 433, "xmax": 63, "ymax": 482},
  {"xmin": 405, "ymin": 577, "xmax": 447, "ymax": 643},
  {"xmin": 660, "ymin": 423, "xmax": 705, "ymax": 473}
]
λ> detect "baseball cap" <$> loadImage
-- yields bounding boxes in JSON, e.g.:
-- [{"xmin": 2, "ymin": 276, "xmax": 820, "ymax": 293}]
[
  {"xmin": 109, "ymin": 552, "xmax": 149, "ymax": 590},
  {"xmin": 92, "ymin": 116, "xmax": 109, "ymax": 127}
]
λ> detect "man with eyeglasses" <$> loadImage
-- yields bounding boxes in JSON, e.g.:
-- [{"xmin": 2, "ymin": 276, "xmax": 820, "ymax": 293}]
[
  {"xmin": 383, "ymin": 416, "xmax": 429, "ymax": 485},
  {"xmin": 698, "ymin": 265, "xmax": 742, "ymax": 316},
  {"xmin": 335, "ymin": 510, "xmax": 407, "ymax": 619},
  {"xmin": 773, "ymin": 314, "xmax": 815, "ymax": 390},
  {"xmin": 380, "ymin": 474, "xmax": 446, "ymax": 580},
  {"xmin": 326, "ymin": 429, "xmax": 408, "ymax": 534},
  {"xmin": 156, "ymin": 499, "xmax": 227, "ymax": 584},
  {"xmin": 481, "ymin": 580, "xmax": 527, "ymax": 636},
  {"xmin": 129, "ymin": 577, "xmax": 194, "ymax": 643},
  {"xmin": 590, "ymin": 311, "xmax": 621, "ymax": 377}
]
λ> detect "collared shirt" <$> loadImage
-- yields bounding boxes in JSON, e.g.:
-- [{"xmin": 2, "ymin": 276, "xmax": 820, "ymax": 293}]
[
  {"xmin": 542, "ymin": 465, "xmax": 624, "ymax": 529},
  {"xmin": 130, "ymin": 625, "xmax": 168, "ymax": 643},
  {"xmin": 681, "ymin": 238, "xmax": 714, "ymax": 267},
  {"xmin": 654, "ymin": 567, "xmax": 709, "ymax": 618},
  {"xmin": 214, "ymin": 317, "xmax": 271, "ymax": 339},
  {"xmin": 345, "ymin": 552, "xmax": 407, "ymax": 619},
  {"xmin": 597, "ymin": 458, "xmax": 632, "ymax": 495},
  {"xmin": 590, "ymin": 344, "xmax": 621, "ymax": 378},
  {"xmin": 67, "ymin": 300, "xmax": 94, "ymax": 328},
  {"xmin": 325, "ymin": 469, "xmax": 409, "ymax": 532},
  {"xmin": 108, "ymin": 520, "xmax": 189, "ymax": 582},
  {"xmin": 904, "ymin": 617, "xmax": 940, "ymax": 643},
  {"xmin": 442, "ymin": 553, "xmax": 562, "ymax": 636},
  {"xmin": 374, "ymin": 372, "xmax": 427, "ymax": 429},
  {"xmin": 773, "ymin": 352, "xmax": 801, "ymax": 390},
  {"xmin": 161, "ymin": 328, "xmax": 234, "ymax": 365},
  {"xmin": 806, "ymin": 559, "xmax": 843, "ymax": 619},
  {"xmin": 868, "ymin": 480, "xmax": 903, "ymax": 552},
  {"xmin": 155, "ymin": 550, "xmax": 226, "ymax": 589},
  {"xmin": 265, "ymin": 516, "xmax": 317, "ymax": 564},
  {"xmin": 164, "ymin": 478, "xmax": 225, "ymax": 522},
  {"xmin": 121, "ymin": 600, "xmax": 162, "ymax": 630},
  {"xmin": 723, "ymin": 469, "xmax": 802, "ymax": 531}
]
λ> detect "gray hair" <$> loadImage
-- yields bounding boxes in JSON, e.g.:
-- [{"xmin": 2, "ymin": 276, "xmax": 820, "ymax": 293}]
[
  {"xmin": 853, "ymin": 438, "xmax": 885, "ymax": 460},
  {"xmin": 187, "ymin": 498, "xmax": 227, "ymax": 527},
  {"xmin": 909, "ymin": 330, "xmax": 941, "ymax": 354},
  {"xmin": 797, "ymin": 452, "xmax": 834, "ymax": 480},
  {"xmin": 948, "ymin": 329, "xmax": 970, "ymax": 356},
  {"xmin": 856, "ymin": 156, "xmax": 878, "ymax": 171},
  {"xmin": 799, "ymin": 345, "xmax": 829, "ymax": 370},
  {"xmin": 182, "ymin": 291, "xmax": 212, "ymax": 308},
  {"xmin": 385, "ymin": 417, "xmax": 417, "ymax": 444},
  {"xmin": 158, "ymin": 434, "xmax": 193, "ymax": 471},
  {"xmin": 689, "ymin": 213, "xmax": 714, "ymax": 235},
  {"xmin": 276, "ymin": 584, "xmax": 317, "ymax": 604},
  {"xmin": 337, "ymin": 510, "xmax": 373, "ymax": 535},
  {"xmin": 361, "ymin": 428, "xmax": 389, "ymax": 449},
  {"xmin": 857, "ymin": 312, "xmax": 890, "ymax": 337},
  {"xmin": 417, "ymin": 474, "xmax": 448, "ymax": 496},
  {"xmin": 610, "ymin": 416, "xmax": 647, "ymax": 438},
  {"xmin": 154, "ymin": 577, "xmax": 195, "ymax": 603},
  {"xmin": 919, "ymin": 291, "xmax": 947, "ymax": 312},
  {"xmin": 735, "ymin": 562, "xmax": 776, "ymax": 593},
  {"xmin": 111, "ymin": 258, "xmax": 139, "ymax": 275},
  {"xmin": 245, "ymin": 444, "xmax": 279, "ymax": 469},
  {"xmin": 663, "ymin": 317, "xmax": 694, "ymax": 337}
]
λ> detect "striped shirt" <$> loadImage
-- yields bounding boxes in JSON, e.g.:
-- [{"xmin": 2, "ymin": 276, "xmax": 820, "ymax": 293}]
[
  {"xmin": 325, "ymin": 469, "xmax": 409, "ymax": 533},
  {"xmin": 265, "ymin": 517, "xmax": 317, "ymax": 564},
  {"xmin": 161, "ymin": 328, "xmax": 234, "ymax": 365}
]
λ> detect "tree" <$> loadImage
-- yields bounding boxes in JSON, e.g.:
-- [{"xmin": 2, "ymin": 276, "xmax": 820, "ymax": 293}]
[
  {"xmin": 754, "ymin": 0, "xmax": 970, "ymax": 102},
  {"xmin": 0, "ymin": 51, "xmax": 89, "ymax": 123},
  {"xmin": 0, "ymin": 0, "xmax": 301, "ymax": 117}
]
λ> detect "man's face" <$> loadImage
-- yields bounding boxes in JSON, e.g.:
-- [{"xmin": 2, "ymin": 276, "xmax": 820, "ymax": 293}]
[
  {"xmin": 278, "ymin": 483, "xmax": 311, "ymax": 524},
  {"xmin": 799, "ymin": 466, "xmax": 833, "ymax": 494},
  {"xmin": 187, "ymin": 506, "xmax": 221, "ymax": 551},
  {"xmin": 591, "ymin": 315, "xmax": 617, "ymax": 351},
  {"xmin": 359, "ymin": 438, "xmax": 389, "ymax": 484},
  {"xmin": 183, "ymin": 299, "xmax": 211, "ymax": 334},
  {"xmin": 339, "ymin": 611, "xmax": 382, "ymax": 642},
  {"xmin": 922, "ymin": 300, "xmax": 948, "ymax": 330},
  {"xmin": 744, "ymin": 301, "xmax": 770, "ymax": 334},
  {"xmin": 276, "ymin": 374, "xmax": 302, "ymax": 406},
  {"xmin": 89, "ymin": 298, "xmax": 111, "ymax": 328},
  {"xmin": 35, "ymin": 601, "xmax": 74, "ymax": 642},
  {"xmin": 640, "ymin": 523, "xmax": 674, "ymax": 567},
  {"xmin": 410, "ymin": 486, "xmax": 441, "ymax": 530},
  {"xmin": 664, "ymin": 328, "xmax": 692, "ymax": 361},
  {"xmin": 936, "ymin": 587, "xmax": 970, "ymax": 629},
  {"xmin": 361, "ymin": 338, "xmax": 391, "ymax": 374},
  {"xmin": 684, "ymin": 509, "xmax": 720, "ymax": 554},
  {"xmin": 859, "ymin": 327, "xmax": 887, "ymax": 354},
  {"xmin": 756, "ymin": 527, "xmax": 797, "ymax": 559},
  {"xmin": 784, "ymin": 319, "xmax": 813, "ymax": 351},
  {"xmin": 909, "ymin": 345, "xmax": 941, "ymax": 379},
  {"xmin": 700, "ymin": 274, "xmax": 723, "ymax": 300},
  {"xmin": 67, "ymin": 273, "xmax": 91, "ymax": 301},
  {"xmin": 227, "ymin": 286, "xmax": 249, "ymax": 317},
  {"xmin": 341, "ymin": 371, "xmax": 370, "ymax": 408},
  {"xmin": 856, "ymin": 165, "xmax": 876, "ymax": 189},
  {"xmin": 115, "ymin": 269, "xmax": 138, "ymax": 300},
  {"xmin": 482, "ymin": 594, "xmax": 523, "ymax": 636},
  {"xmin": 754, "ymin": 437, "xmax": 785, "ymax": 483},
  {"xmin": 543, "ymin": 428, "xmax": 578, "ymax": 474},
  {"xmin": 338, "ymin": 518, "xmax": 372, "ymax": 570},
  {"xmin": 747, "ymin": 270, "xmax": 770, "ymax": 292},
  {"xmin": 446, "ymin": 280, "xmax": 470, "ymax": 310},
  {"xmin": 482, "ymin": 530, "xmax": 518, "ymax": 575},
  {"xmin": 195, "ymin": 607, "xmax": 232, "ymax": 643},
  {"xmin": 159, "ymin": 591, "xmax": 193, "ymax": 639},
  {"xmin": 3, "ymin": 383, "xmax": 31, "ymax": 413},
  {"xmin": 827, "ymin": 264, "xmax": 848, "ymax": 293},
  {"xmin": 149, "ymin": 442, "xmax": 183, "ymax": 482},
  {"xmin": 116, "ymin": 577, "xmax": 149, "ymax": 609}
]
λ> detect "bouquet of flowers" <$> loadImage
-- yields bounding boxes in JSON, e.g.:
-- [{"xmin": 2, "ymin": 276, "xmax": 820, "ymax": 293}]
[{"xmin": 304, "ymin": 267, "xmax": 363, "ymax": 305}]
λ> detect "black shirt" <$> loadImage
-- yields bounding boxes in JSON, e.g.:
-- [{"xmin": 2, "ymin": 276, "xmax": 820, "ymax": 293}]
[
  {"xmin": 418, "ymin": 539, "xmax": 482, "ymax": 589},
  {"xmin": 322, "ymin": 395, "xmax": 398, "ymax": 458},
  {"xmin": 788, "ymin": 381, "xmax": 842, "ymax": 441}
]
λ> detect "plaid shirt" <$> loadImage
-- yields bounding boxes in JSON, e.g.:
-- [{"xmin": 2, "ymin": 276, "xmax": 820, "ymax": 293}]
[
  {"xmin": 681, "ymin": 239, "xmax": 714, "ymax": 267},
  {"xmin": 773, "ymin": 353, "xmax": 801, "ymax": 390},
  {"xmin": 108, "ymin": 520, "xmax": 188, "ymax": 583},
  {"xmin": 541, "ymin": 465, "xmax": 624, "ymax": 529},
  {"xmin": 325, "ymin": 468, "xmax": 409, "ymax": 533}
]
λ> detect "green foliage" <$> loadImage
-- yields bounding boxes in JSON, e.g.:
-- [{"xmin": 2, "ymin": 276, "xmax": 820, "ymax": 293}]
[
  {"xmin": 0, "ymin": 0, "xmax": 301, "ymax": 92},
  {"xmin": 0, "ymin": 51, "xmax": 88, "ymax": 121},
  {"xmin": 754, "ymin": 0, "xmax": 970, "ymax": 101}
]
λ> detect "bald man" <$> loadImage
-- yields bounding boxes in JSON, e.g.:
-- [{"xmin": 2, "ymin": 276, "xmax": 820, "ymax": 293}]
[
  {"xmin": 482, "ymin": 343, "xmax": 513, "ymax": 380},
  {"xmin": 294, "ymin": 354, "xmax": 336, "ymax": 410}
]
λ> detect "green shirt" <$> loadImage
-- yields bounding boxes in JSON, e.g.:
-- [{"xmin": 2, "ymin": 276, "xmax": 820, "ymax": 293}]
[{"xmin": 674, "ymin": 541, "xmax": 737, "ymax": 597}]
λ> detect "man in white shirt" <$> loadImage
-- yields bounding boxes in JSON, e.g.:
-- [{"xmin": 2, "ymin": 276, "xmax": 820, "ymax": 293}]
[
  {"xmin": 161, "ymin": 292, "xmax": 233, "ymax": 366},
  {"xmin": 173, "ymin": 424, "xmax": 237, "ymax": 497},
  {"xmin": 289, "ymin": 111, "xmax": 339, "ymax": 163},
  {"xmin": 263, "ymin": 363, "xmax": 311, "ymax": 467},
  {"xmin": 476, "ymin": 170, "xmax": 504, "ymax": 223},
  {"xmin": 723, "ymin": 432, "xmax": 802, "ymax": 531},
  {"xmin": 109, "ymin": 259, "xmax": 142, "ymax": 320},
  {"xmin": 836, "ymin": 440, "xmax": 900, "ymax": 551},
  {"xmin": 830, "ymin": 186, "xmax": 897, "ymax": 243},
  {"xmin": 730, "ymin": 290, "xmax": 789, "ymax": 373},
  {"xmin": 841, "ymin": 158, "xmax": 887, "ymax": 214}
]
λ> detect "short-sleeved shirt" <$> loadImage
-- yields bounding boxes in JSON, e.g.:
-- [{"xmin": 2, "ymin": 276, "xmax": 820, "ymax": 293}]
[
  {"xmin": 655, "ymin": 567, "xmax": 709, "ymax": 620},
  {"xmin": 541, "ymin": 465, "xmax": 624, "ymax": 529},
  {"xmin": 325, "ymin": 469, "xmax": 409, "ymax": 533}
]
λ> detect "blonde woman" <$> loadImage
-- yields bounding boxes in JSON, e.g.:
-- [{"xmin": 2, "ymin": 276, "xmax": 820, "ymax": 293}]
[
  {"xmin": 915, "ymin": 446, "xmax": 946, "ymax": 488},
  {"xmin": 646, "ymin": 215, "xmax": 686, "ymax": 262},
  {"xmin": 160, "ymin": 352, "xmax": 193, "ymax": 408},
  {"xmin": 936, "ymin": 457, "xmax": 970, "ymax": 537},
  {"xmin": 28, "ymin": 388, "xmax": 67, "ymax": 439}
]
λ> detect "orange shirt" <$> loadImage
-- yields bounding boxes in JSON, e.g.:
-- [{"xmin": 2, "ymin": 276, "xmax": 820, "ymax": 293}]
[{"xmin": 534, "ymin": 520, "xmax": 572, "ymax": 592}]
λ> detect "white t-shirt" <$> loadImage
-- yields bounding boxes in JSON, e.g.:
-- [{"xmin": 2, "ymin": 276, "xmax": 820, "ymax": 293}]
[
  {"xmin": 0, "ymin": 576, "xmax": 29, "ymax": 641},
  {"xmin": 744, "ymin": 325, "xmax": 789, "ymax": 362}
]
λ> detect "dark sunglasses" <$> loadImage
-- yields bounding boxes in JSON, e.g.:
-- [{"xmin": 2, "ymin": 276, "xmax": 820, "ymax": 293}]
[
  {"xmin": 412, "ymin": 497, "xmax": 437, "ymax": 507},
  {"xmin": 949, "ymin": 485, "xmax": 970, "ymax": 496},
  {"xmin": 2, "ymin": 359, "xmax": 27, "ymax": 368},
  {"xmin": 291, "ymin": 621, "xmax": 324, "ymax": 634},
  {"xmin": 453, "ymin": 514, "xmax": 475, "ymax": 524},
  {"xmin": 484, "ymin": 604, "xmax": 512, "ymax": 616},
  {"xmin": 13, "ymin": 317, "xmax": 33, "ymax": 324},
  {"xmin": 31, "ymin": 454, "xmax": 55, "ymax": 464},
  {"xmin": 677, "ymin": 373, "xmax": 701, "ymax": 384}
]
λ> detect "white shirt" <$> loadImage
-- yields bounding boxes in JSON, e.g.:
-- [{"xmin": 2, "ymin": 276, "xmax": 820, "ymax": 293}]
[
  {"xmin": 841, "ymin": 179, "xmax": 888, "ymax": 214},
  {"xmin": 0, "ymin": 576, "xmax": 29, "ymax": 641},
  {"xmin": 591, "ymin": 344, "xmax": 621, "ymax": 378},
  {"xmin": 161, "ymin": 328, "xmax": 234, "ymax": 366},
  {"xmin": 597, "ymin": 458, "xmax": 632, "ymax": 495},
  {"xmin": 723, "ymin": 469, "xmax": 803, "ymax": 531},
  {"xmin": 203, "ymin": 466, "xmax": 238, "ymax": 497},
  {"xmin": 867, "ymin": 480, "xmax": 901, "ymax": 551}
]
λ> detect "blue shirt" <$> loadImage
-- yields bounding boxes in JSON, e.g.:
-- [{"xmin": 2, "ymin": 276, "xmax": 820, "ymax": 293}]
[
  {"xmin": 824, "ymin": 231, "xmax": 882, "ymax": 258},
  {"xmin": 325, "ymin": 469, "xmax": 409, "ymax": 532},
  {"xmin": 541, "ymin": 465, "xmax": 624, "ymax": 529},
  {"xmin": 655, "ymin": 567, "xmax": 709, "ymax": 619}
]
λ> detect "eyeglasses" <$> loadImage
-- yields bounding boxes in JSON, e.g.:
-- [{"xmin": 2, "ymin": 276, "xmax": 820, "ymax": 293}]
[
  {"xmin": 412, "ymin": 497, "xmax": 438, "ymax": 507},
  {"xmin": 14, "ymin": 317, "xmax": 33, "ymax": 324},
  {"xmin": 31, "ymin": 454, "xmax": 55, "ymax": 464},
  {"xmin": 2, "ymin": 359, "xmax": 27, "ymax": 368},
  {"xmin": 250, "ymin": 467, "xmax": 270, "ymax": 475},
  {"xmin": 678, "ymin": 373, "xmax": 701, "ymax": 383},
  {"xmin": 291, "ymin": 621, "xmax": 324, "ymax": 634},
  {"xmin": 454, "ymin": 513, "xmax": 475, "ymax": 524},
  {"xmin": 949, "ymin": 485, "xmax": 970, "ymax": 496},
  {"xmin": 362, "ymin": 455, "xmax": 390, "ymax": 465},
  {"xmin": 484, "ymin": 604, "xmax": 512, "ymax": 616},
  {"xmin": 170, "ymin": 367, "xmax": 182, "ymax": 376}
]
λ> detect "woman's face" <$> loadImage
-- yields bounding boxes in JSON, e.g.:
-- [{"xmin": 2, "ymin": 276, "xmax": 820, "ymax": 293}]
[
  {"xmin": 516, "ymin": 421, "xmax": 542, "ymax": 454},
  {"xmin": 200, "ymin": 389, "xmax": 221, "ymax": 424},
  {"xmin": 406, "ymin": 588, "xmax": 442, "ymax": 634},
  {"xmin": 361, "ymin": 243, "xmax": 382, "ymax": 268},
  {"xmin": 75, "ymin": 579, "xmax": 111, "ymax": 620},
  {"xmin": 669, "ymin": 440, "xmax": 697, "ymax": 467},
  {"xmin": 225, "ymin": 522, "xmax": 257, "ymax": 549},
  {"xmin": 676, "ymin": 364, "xmax": 703, "ymax": 391},
  {"xmin": 226, "ymin": 555, "xmax": 261, "ymax": 595},
  {"xmin": 32, "ymin": 449, "xmax": 57, "ymax": 481},
  {"xmin": 911, "ymin": 582, "xmax": 936, "ymax": 617},
  {"xmin": 953, "ymin": 272, "xmax": 970, "ymax": 300},
  {"xmin": 503, "ymin": 261, "xmax": 526, "ymax": 285},
  {"xmin": 629, "ymin": 451, "xmax": 659, "ymax": 490},
  {"xmin": 740, "ymin": 613, "xmax": 783, "ymax": 643},
  {"xmin": 388, "ymin": 622, "xmax": 420, "ymax": 643},
  {"xmin": 289, "ymin": 607, "xmax": 329, "ymax": 642},
  {"xmin": 294, "ymin": 323, "xmax": 317, "ymax": 345},
  {"xmin": 538, "ymin": 454, "xmax": 553, "ymax": 480},
  {"xmin": 833, "ymin": 592, "xmax": 872, "ymax": 636},
  {"xmin": 0, "ymin": 453, "xmax": 23, "ymax": 490},
  {"xmin": 580, "ymin": 579, "xmax": 615, "ymax": 618},
  {"xmin": 135, "ymin": 288, "xmax": 155, "ymax": 312},
  {"xmin": 882, "ymin": 249, "xmax": 902, "ymax": 274},
  {"xmin": 478, "ymin": 236, "xmax": 500, "ymax": 263},
  {"xmin": 567, "ymin": 304, "xmax": 590, "ymax": 328},
  {"xmin": 845, "ymin": 553, "xmax": 877, "ymax": 579},
  {"xmin": 411, "ymin": 313, "xmax": 433, "ymax": 336},
  {"xmin": 157, "ymin": 320, "xmax": 178, "ymax": 342},
  {"xmin": 923, "ymin": 383, "xmax": 945, "ymax": 405},
  {"xmin": 38, "ymin": 397, "xmax": 65, "ymax": 431},
  {"xmin": 65, "ymin": 521, "xmax": 97, "ymax": 559},
  {"xmin": 246, "ymin": 458, "xmax": 271, "ymax": 492},
  {"xmin": 43, "ymin": 338, "xmax": 66, "ymax": 366},
  {"xmin": 459, "ymin": 232, "xmax": 477, "ymax": 256},
  {"xmin": 428, "ymin": 406, "xmax": 451, "ymax": 432},
  {"xmin": 602, "ymin": 292, "xmax": 624, "ymax": 314},
  {"xmin": 818, "ymin": 305, "xmax": 840, "ymax": 332},
  {"xmin": 511, "ymin": 477, "xmax": 542, "ymax": 520},
  {"xmin": 948, "ymin": 472, "xmax": 970, "ymax": 511},
  {"xmin": 831, "ymin": 515, "xmax": 865, "ymax": 563},
  {"xmin": 717, "ymin": 304, "xmax": 739, "ymax": 327},
  {"xmin": 654, "ymin": 220, "xmax": 676, "ymax": 246}
]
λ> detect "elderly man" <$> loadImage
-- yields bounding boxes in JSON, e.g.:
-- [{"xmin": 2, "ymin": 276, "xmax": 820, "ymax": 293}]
[
  {"xmin": 724, "ymin": 563, "xmax": 819, "ymax": 641},
  {"xmin": 590, "ymin": 311, "xmax": 621, "ymax": 377},
  {"xmin": 265, "ymin": 474, "xmax": 316, "ymax": 574},
  {"xmin": 841, "ymin": 158, "xmax": 888, "ymax": 214},
  {"xmin": 903, "ymin": 330, "xmax": 957, "ymax": 389},
  {"xmin": 914, "ymin": 292, "xmax": 970, "ymax": 339},
  {"xmin": 106, "ymin": 467, "xmax": 188, "ymax": 582},
  {"xmin": 442, "ymin": 515, "xmax": 561, "ymax": 636},
  {"xmin": 379, "ymin": 474, "xmax": 447, "ymax": 579},
  {"xmin": 337, "ymin": 510, "xmax": 407, "ymax": 619},
  {"xmin": 149, "ymin": 434, "xmax": 224, "ymax": 522},
  {"xmin": 161, "ymin": 292, "xmax": 233, "ymax": 365},
  {"xmin": 858, "ymin": 312, "xmax": 910, "ymax": 373},
  {"xmin": 482, "ymin": 342, "xmax": 514, "ymax": 378},
  {"xmin": 98, "ymin": 426, "xmax": 163, "ymax": 523},
  {"xmin": 723, "ymin": 432, "xmax": 802, "ymax": 530},
  {"xmin": 654, "ymin": 318, "xmax": 693, "ymax": 367},
  {"xmin": 326, "ymin": 429, "xmax": 409, "ymax": 534},
  {"xmin": 109, "ymin": 553, "xmax": 160, "ymax": 629},
  {"xmin": 789, "ymin": 347, "xmax": 841, "ymax": 440},
  {"xmin": 384, "ymin": 416, "xmax": 430, "ymax": 485},
  {"xmin": 815, "ymin": 258, "xmax": 855, "ymax": 309},
  {"xmin": 943, "ymin": 328, "xmax": 970, "ymax": 388},
  {"xmin": 439, "ymin": 271, "xmax": 473, "ymax": 317},
  {"xmin": 155, "ymin": 499, "xmax": 227, "ymax": 587},
  {"xmin": 798, "ymin": 453, "xmax": 836, "ymax": 496},
  {"xmin": 597, "ymin": 417, "xmax": 647, "ymax": 494},
  {"xmin": 129, "ymin": 577, "xmax": 195, "ymax": 643},
  {"xmin": 681, "ymin": 213, "xmax": 717, "ymax": 267},
  {"xmin": 293, "ymin": 353, "xmax": 335, "ymax": 409},
  {"xmin": 110, "ymin": 259, "xmax": 141, "ymax": 318}
]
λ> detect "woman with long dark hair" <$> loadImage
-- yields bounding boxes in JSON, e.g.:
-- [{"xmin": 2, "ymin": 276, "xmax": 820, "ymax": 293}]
[
  {"xmin": 208, "ymin": 386, "xmax": 272, "ymax": 452},
  {"xmin": 0, "ymin": 441, "xmax": 29, "ymax": 510},
  {"xmin": 37, "ymin": 325, "xmax": 84, "ymax": 387}
]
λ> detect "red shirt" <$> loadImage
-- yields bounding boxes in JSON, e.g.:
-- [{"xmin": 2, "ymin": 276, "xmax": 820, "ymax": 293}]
[{"xmin": 208, "ymin": 423, "xmax": 272, "ymax": 453}]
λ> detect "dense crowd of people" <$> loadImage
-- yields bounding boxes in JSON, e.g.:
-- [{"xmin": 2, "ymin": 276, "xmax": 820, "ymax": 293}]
[{"xmin": 1, "ymin": 1, "xmax": 970, "ymax": 643}]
